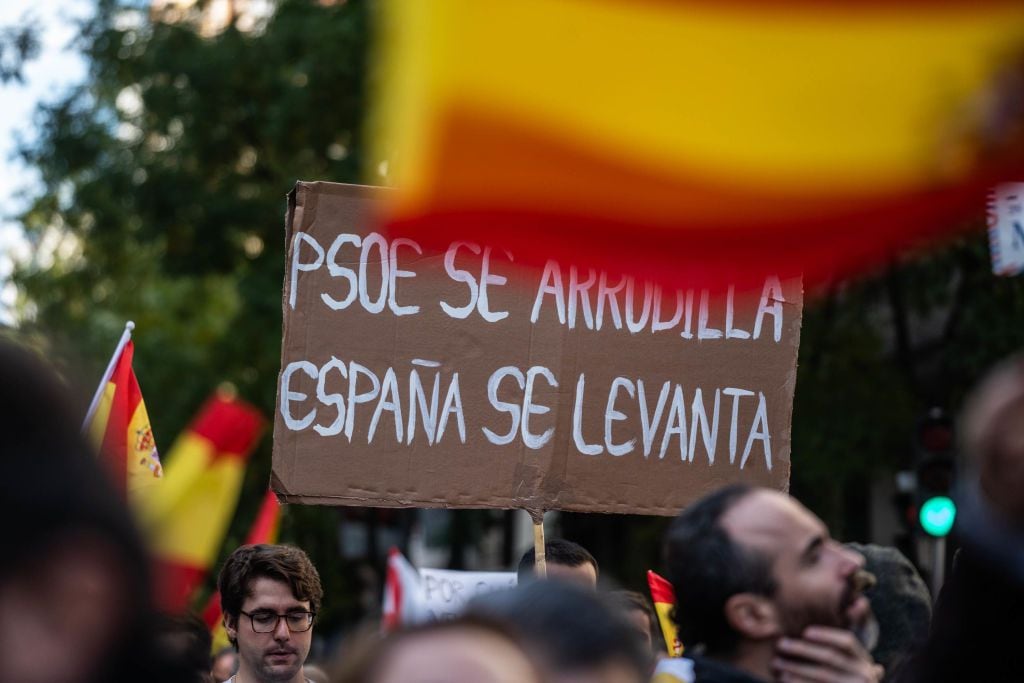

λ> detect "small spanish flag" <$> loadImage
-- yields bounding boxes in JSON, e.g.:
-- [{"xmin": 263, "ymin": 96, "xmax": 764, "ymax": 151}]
[
  {"xmin": 86, "ymin": 338, "xmax": 162, "ymax": 502},
  {"xmin": 203, "ymin": 489, "xmax": 282, "ymax": 650},
  {"xmin": 137, "ymin": 393, "xmax": 264, "ymax": 613},
  {"xmin": 648, "ymin": 570, "xmax": 683, "ymax": 657}
]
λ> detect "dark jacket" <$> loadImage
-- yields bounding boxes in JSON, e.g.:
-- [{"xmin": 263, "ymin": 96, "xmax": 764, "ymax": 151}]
[{"xmin": 691, "ymin": 656, "xmax": 766, "ymax": 683}]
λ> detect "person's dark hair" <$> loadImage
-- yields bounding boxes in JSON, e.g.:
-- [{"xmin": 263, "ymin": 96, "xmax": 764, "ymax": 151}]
[
  {"xmin": 846, "ymin": 543, "xmax": 931, "ymax": 682},
  {"xmin": 467, "ymin": 580, "xmax": 651, "ymax": 681},
  {"xmin": 517, "ymin": 538, "xmax": 599, "ymax": 582},
  {"xmin": 333, "ymin": 615, "xmax": 540, "ymax": 683},
  {"xmin": 152, "ymin": 613, "xmax": 214, "ymax": 683},
  {"xmin": 218, "ymin": 543, "xmax": 323, "ymax": 646},
  {"xmin": 610, "ymin": 590, "xmax": 659, "ymax": 651},
  {"xmin": 663, "ymin": 484, "xmax": 776, "ymax": 655}
]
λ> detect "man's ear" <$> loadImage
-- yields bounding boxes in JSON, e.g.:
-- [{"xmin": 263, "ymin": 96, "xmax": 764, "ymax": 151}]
[
  {"xmin": 723, "ymin": 593, "xmax": 780, "ymax": 641},
  {"xmin": 224, "ymin": 613, "xmax": 238, "ymax": 641}
]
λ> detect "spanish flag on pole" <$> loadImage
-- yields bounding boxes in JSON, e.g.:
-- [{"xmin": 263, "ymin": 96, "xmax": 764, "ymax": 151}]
[
  {"xmin": 648, "ymin": 570, "xmax": 683, "ymax": 657},
  {"xmin": 202, "ymin": 489, "xmax": 282, "ymax": 649},
  {"xmin": 84, "ymin": 321, "xmax": 162, "ymax": 503},
  {"xmin": 374, "ymin": 0, "xmax": 1024, "ymax": 287},
  {"xmin": 137, "ymin": 393, "xmax": 264, "ymax": 613}
]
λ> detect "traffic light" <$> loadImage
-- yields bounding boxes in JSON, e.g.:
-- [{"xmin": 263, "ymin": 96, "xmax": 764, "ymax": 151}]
[{"xmin": 914, "ymin": 408, "xmax": 956, "ymax": 537}]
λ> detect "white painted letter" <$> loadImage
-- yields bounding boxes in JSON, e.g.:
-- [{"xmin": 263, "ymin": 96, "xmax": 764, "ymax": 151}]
[
  {"xmin": 437, "ymin": 373, "xmax": 466, "ymax": 443},
  {"xmin": 388, "ymin": 237, "xmax": 422, "ymax": 316},
  {"xmin": 440, "ymin": 242, "xmax": 481, "ymax": 319},
  {"xmin": 689, "ymin": 387, "xmax": 721, "ymax": 464},
  {"xmin": 522, "ymin": 366, "xmax": 558, "ymax": 449},
  {"xmin": 345, "ymin": 361, "xmax": 381, "ymax": 440},
  {"xmin": 625, "ymin": 278, "xmax": 654, "ymax": 334},
  {"xmin": 605, "ymin": 377, "xmax": 636, "ymax": 456},
  {"xmin": 314, "ymin": 356, "xmax": 347, "ymax": 437},
  {"xmin": 753, "ymin": 276, "xmax": 785, "ymax": 342},
  {"xmin": 567, "ymin": 267, "xmax": 596, "ymax": 330},
  {"xmin": 697, "ymin": 290, "xmax": 723, "ymax": 340},
  {"xmin": 595, "ymin": 271, "xmax": 625, "ymax": 331},
  {"xmin": 741, "ymin": 392, "xmax": 772, "ymax": 470},
  {"xmin": 369, "ymin": 367, "xmax": 404, "ymax": 443},
  {"xmin": 478, "ymin": 247, "xmax": 510, "ymax": 322},
  {"xmin": 407, "ymin": 366, "xmax": 440, "ymax": 445},
  {"xmin": 638, "ymin": 380, "xmax": 671, "ymax": 457},
  {"xmin": 723, "ymin": 387, "xmax": 754, "ymax": 463},
  {"xmin": 289, "ymin": 232, "xmax": 324, "ymax": 310},
  {"xmin": 572, "ymin": 374, "xmax": 603, "ymax": 455},
  {"xmin": 659, "ymin": 385, "xmax": 689, "ymax": 460},
  {"xmin": 530, "ymin": 260, "xmax": 566, "ymax": 325},
  {"xmin": 281, "ymin": 360, "xmax": 318, "ymax": 430},
  {"xmin": 725, "ymin": 285, "xmax": 751, "ymax": 339},
  {"xmin": 358, "ymin": 232, "xmax": 389, "ymax": 314},
  {"xmin": 482, "ymin": 367, "xmax": 524, "ymax": 446},
  {"xmin": 652, "ymin": 288, "xmax": 684, "ymax": 333}
]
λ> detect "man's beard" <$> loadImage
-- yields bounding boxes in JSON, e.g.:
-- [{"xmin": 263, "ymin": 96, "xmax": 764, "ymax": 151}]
[
  {"xmin": 778, "ymin": 570, "xmax": 877, "ymax": 641},
  {"xmin": 253, "ymin": 645, "xmax": 302, "ymax": 683}
]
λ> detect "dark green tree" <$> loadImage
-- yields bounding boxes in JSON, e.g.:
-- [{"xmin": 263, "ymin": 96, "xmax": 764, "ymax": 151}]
[{"xmin": 12, "ymin": 0, "xmax": 373, "ymax": 629}]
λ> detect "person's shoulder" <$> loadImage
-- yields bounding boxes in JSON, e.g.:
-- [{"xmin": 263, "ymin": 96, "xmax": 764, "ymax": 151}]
[{"xmin": 689, "ymin": 655, "xmax": 765, "ymax": 683}]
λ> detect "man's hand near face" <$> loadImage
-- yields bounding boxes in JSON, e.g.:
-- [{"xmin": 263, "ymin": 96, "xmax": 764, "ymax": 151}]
[{"xmin": 772, "ymin": 626, "xmax": 883, "ymax": 683}]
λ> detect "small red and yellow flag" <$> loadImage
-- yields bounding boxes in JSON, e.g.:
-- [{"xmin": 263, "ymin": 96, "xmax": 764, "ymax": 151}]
[
  {"xmin": 86, "ymin": 338, "xmax": 162, "ymax": 501},
  {"xmin": 648, "ymin": 570, "xmax": 683, "ymax": 657},
  {"xmin": 138, "ymin": 393, "xmax": 264, "ymax": 613},
  {"xmin": 202, "ymin": 489, "xmax": 282, "ymax": 650}
]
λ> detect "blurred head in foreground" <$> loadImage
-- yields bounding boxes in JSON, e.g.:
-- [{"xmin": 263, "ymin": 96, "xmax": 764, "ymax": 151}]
[
  {"xmin": 0, "ymin": 338, "xmax": 158, "ymax": 683},
  {"xmin": 609, "ymin": 590, "xmax": 658, "ymax": 655},
  {"xmin": 218, "ymin": 543, "xmax": 323, "ymax": 683},
  {"xmin": 334, "ymin": 615, "xmax": 543, "ymax": 683},
  {"xmin": 517, "ymin": 538, "xmax": 599, "ymax": 588},
  {"xmin": 962, "ymin": 354, "xmax": 1024, "ymax": 522},
  {"xmin": 468, "ymin": 580, "xmax": 651, "ymax": 683}
]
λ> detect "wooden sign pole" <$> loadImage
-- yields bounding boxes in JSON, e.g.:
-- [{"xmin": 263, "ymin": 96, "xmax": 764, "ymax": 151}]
[{"xmin": 530, "ymin": 509, "xmax": 546, "ymax": 578}]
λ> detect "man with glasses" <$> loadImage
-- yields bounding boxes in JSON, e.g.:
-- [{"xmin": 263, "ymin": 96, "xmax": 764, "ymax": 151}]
[{"xmin": 218, "ymin": 544, "xmax": 323, "ymax": 683}]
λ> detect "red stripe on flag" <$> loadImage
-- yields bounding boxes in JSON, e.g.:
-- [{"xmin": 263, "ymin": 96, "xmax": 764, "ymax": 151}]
[
  {"xmin": 154, "ymin": 559, "xmax": 208, "ymax": 614},
  {"xmin": 99, "ymin": 341, "xmax": 141, "ymax": 492},
  {"xmin": 647, "ymin": 570, "xmax": 676, "ymax": 604}
]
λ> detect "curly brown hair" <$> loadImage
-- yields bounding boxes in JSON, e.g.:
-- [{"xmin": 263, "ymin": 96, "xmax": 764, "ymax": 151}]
[{"xmin": 218, "ymin": 544, "xmax": 323, "ymax": 646}]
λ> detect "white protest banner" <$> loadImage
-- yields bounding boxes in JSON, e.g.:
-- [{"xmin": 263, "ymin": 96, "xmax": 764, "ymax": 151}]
[
  {"xmin": 382, "ymin": 548, "xmax": 517, "ymax": 629},
  {"xmin": 987, "ymin": 183, "xmax": 1024, "ymax": 276}
]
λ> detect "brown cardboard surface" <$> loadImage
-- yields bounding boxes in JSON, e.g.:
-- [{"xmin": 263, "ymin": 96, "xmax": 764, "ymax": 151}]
[{"xmin": 272, "ymin": 182, "xmax": 803, "ymax": 515}]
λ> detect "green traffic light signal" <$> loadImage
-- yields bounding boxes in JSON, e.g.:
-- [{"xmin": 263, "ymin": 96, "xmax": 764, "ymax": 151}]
[{"xmin": 919, "ymin": 496, "xmax": 956, "ymax": 537}]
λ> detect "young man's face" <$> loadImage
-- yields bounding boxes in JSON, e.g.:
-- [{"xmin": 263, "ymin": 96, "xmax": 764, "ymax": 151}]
[
  {"xmin": 546, "ymin": 561, "xmax": 598, "ymax": 589},
  {"xmin": 722, "ymin": 490, "xmax": 869, "ymax": 638},
  {"xmin": 226, "ymin": 577, "xmax": 313, "ymax": 683}
]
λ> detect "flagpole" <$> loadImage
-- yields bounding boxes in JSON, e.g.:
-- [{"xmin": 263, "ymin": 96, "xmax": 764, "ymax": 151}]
[{"xmin": 81, "ymin": 320, "xmax": 135, "ymax": 432}]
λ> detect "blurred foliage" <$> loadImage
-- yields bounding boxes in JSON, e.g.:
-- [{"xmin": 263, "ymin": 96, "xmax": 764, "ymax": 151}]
[
  {"xmin": 0, "ymin": 17, "xmax": 40, "ymax": 84},
  {"xmin": 10, "ymin": 0, "xmax": 1024, "ymax": 627}
]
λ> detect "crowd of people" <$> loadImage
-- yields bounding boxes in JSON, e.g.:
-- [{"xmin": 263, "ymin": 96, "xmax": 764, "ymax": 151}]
[{"xmin": 3, "ymin": 337, "xmax": 1024, "ymax": 683}]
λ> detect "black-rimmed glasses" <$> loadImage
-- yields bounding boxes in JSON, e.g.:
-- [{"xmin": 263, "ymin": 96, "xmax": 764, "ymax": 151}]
[{"xmin": 240, "ymin": 610, "xmax": 315, "ymax": 633}]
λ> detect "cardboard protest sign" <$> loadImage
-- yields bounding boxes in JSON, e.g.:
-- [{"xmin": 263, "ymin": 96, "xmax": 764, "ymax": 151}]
[
  {"xmin": 382, "ymin": 549, "xmax": 516, "ymax": 629},
  {"xmin": 273, "ymin": 182, "xmax": 803, "ymax": 515}
]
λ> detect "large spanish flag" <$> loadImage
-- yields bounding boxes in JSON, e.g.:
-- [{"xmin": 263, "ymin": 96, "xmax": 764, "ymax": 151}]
[
  {"xmin": 137, "ymin": 393, "xmax": 264, "ymax": 613},
  {"xmin": 202, "ymin": 489, "xmax": 282, "ymax": 650},
  {"xmin": 86, "ymin": 339, "xmax": 163, "ymax": 502},
  {"xmin": 375, "ymin": 0, "xmax": 1024, "ymax": 287}
]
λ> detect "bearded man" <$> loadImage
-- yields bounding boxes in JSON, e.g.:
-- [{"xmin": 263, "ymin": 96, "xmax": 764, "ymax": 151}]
[{"xmin": 663, "ymin": 485, "xmax": 881, "ymax": 683}]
